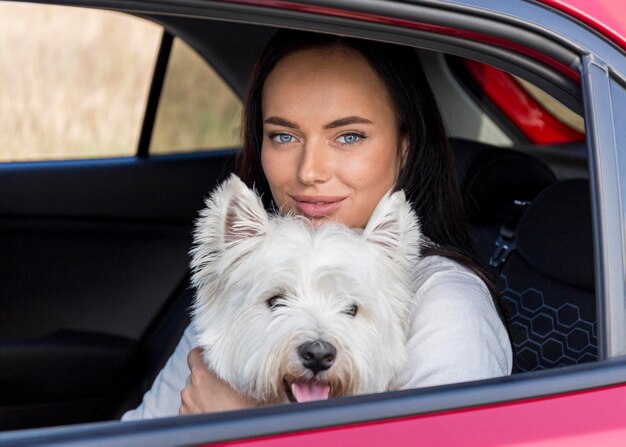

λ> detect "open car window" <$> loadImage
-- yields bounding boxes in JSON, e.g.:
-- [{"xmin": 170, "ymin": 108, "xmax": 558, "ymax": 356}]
[{"xmin": 3, "ymin": 0, "xmax": 626, "ymax": 445}]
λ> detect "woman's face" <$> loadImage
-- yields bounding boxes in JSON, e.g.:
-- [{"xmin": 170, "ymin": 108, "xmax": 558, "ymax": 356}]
[{"xmin": 261, "ymin": 47, "xmax": 406, "ymax": 229}]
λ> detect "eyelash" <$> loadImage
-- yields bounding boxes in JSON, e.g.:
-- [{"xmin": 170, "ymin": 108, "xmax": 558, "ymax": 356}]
[
  {"xmin": 337, "ymin": 132, "xmax": 366, "ymax": 146},
  {"xmin": 268, "ymin": 132, "xmax": 296, "ymax": 145},
  {"xmin": 268, "ymin": 132, "xmax": 367, "ymax": 146}
]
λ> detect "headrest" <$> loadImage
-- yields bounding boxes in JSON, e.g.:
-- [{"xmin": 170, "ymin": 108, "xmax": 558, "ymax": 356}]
[
  {"xmin": 450, "ymin": 139, "xmax": 556, "ymax": 220},
  {"xmin": 515, "ymin": 179, "xmax": 594, "ymax": 290}
]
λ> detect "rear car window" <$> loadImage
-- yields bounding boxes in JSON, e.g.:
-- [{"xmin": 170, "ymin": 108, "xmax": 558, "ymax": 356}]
[
  {"xmin": 149, "ymin": 37, "xmax": 242, "ymax": 154},
  {"xmin": 514, "ymin": 76, "xmax": 585, "ymax": 134},
  {"xmin": 0, "ymin": 3, "xmax": 161, "ymax": 162},
  {"xmin": 443, "ymin": 56, "xmax": 585, "ymax": 147}
]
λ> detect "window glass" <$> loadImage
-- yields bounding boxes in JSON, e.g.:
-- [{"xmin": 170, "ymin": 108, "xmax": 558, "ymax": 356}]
[
  {"xmin": 442, "ymin": 56, "xmax": 586, "ymax": 146},
  {"xmin": 149, "ymin": 38, "xmax": 242, "ymax": 154},
  {"xmin": 514, "ymin": 76, "xmax": 585, "ymax": 134},
  {"xmin": 0, "ymin": 3, "xmax": 161, "ymax": 162}
]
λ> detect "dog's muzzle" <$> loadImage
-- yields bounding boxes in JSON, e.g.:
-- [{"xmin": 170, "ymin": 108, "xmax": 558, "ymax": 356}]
[{"xmin": 283, "ymin": 340, "xmax": 337, "ymax": 403}]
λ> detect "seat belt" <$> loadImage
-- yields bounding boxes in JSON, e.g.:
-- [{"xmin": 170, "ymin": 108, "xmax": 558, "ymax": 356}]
[{"xmin": 489, "ymin": 199, "xmax": 532, "ymax": 269}]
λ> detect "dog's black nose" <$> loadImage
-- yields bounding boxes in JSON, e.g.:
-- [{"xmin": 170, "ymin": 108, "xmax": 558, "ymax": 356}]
[{"xmin": 298, "ymin": 340, "xmax": 336, "ymax": 374}]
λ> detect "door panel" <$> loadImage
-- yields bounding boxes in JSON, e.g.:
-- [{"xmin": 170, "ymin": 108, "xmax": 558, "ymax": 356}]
[{"xmin": 0, "ymin": 151, "xmax": 235, "ymax": 429}]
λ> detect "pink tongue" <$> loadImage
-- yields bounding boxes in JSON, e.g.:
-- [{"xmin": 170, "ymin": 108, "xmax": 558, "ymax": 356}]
[{"xmin": 291, "ymin": 381, "xmax": 330, "ymax": 402}]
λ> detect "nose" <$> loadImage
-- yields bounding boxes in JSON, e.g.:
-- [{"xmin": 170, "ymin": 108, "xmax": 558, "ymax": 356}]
[
  {"xmin": 298, "ymin": 340, "xmax": 337, "ymax": 374},
  {"xmin": 298, "ymin": 142, "xmax": 331, "ymax": 185}
]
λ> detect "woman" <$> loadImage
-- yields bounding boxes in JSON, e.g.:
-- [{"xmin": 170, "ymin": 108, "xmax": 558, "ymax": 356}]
[{"xmin": 123, "ymin": 30, "xmax": 512, "ymax": 420}]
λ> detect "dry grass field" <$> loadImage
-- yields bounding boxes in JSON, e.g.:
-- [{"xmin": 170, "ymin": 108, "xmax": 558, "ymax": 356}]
[
  {"xmin": 150, "ymin": 39, "xmax": 242, "ymax": 154},
  {"xmin": 0, "ymin": 3, "xmax": 241, "ymax": 162}
]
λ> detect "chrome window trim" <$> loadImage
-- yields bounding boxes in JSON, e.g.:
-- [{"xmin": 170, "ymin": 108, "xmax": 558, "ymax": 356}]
[{"xmin": 581, "ymin": 55, "xmax": 626, "ymax": 358}]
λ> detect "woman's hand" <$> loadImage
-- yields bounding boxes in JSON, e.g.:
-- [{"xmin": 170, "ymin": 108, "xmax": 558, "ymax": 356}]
[{"xmin": 179, "ymin": 347, "xmax": 255, "ymax": 415}]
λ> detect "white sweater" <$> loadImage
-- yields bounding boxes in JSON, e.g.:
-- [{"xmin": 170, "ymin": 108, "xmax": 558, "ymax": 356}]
[{"xmin": 122, "ymin": 255, "xmax": 512, "ymax": 420}]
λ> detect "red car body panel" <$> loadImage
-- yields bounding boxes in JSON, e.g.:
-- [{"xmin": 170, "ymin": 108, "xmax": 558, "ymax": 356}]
[
  {"xmin": 212, "ymin": 384, "xmax": 626, "ymax": 446},
  {"xmin": 463, "ymin": 60, "xmax": 585, "ymax": 144},
  {"xmin": 539, "ymin": 0, "xmax": 626, "ymax": 51}
]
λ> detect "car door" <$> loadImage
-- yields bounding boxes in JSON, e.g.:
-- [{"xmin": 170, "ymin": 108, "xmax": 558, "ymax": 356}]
[
  {"xmin": 3, "ymin": 0, "xmax": 626, "ymax": 445},
  {"xmin": 0, "ymin": 2, "xmax": 240, "ymax": 429}
]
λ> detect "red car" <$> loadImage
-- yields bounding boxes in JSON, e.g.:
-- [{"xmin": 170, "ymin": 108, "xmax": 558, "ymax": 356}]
[{"xmin": 1, "ymin": 0, "xmax": 626, "ymax": 445}]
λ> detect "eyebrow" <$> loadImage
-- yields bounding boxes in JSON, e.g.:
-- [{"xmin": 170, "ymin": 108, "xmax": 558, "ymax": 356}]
[
  {"xmin": 264, "ymin": 115, "xmax": 373, "ymax": 130},
  {"xmin": 264, "ymin": 116, "xmax": 299, "ymax": 129},
  {"xmin": 323, "ymin": 116, "xmax": 373, "ymax": 129}
]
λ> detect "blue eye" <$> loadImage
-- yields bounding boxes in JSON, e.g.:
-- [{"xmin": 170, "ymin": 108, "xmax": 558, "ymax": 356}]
[
  {"xmin": 337, "ymin": 133, "xmax": 363, "ymax": 145},
  {"xmin": 271, "ymin": 133, "xmax": 294, "ymax": 144}
]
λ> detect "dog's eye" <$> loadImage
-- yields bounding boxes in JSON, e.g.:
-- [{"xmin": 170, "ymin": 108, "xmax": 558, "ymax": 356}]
[
  {"xmin": 266, "ymin": 295, "xmax": 286, "ymax": 310},
  {"xmin": 343, "ymin": 305, "xmax": 358, "ymax": 318}
]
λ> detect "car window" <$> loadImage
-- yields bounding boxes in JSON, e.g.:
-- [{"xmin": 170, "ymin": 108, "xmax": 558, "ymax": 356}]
[
  {"xmin": 149, "ymin": 37, "xmax": 242, "ymax": 154},
  {"xmin": 514, "ymin": 76, "xmax": 585, "ymax": 134},
  {"xmin": 0, "ymin": 2, "xmax": 161, "ymax": 162},
  {"xmin": 443, "ymin": 56, "xmax": 585, "ymax": 146}
]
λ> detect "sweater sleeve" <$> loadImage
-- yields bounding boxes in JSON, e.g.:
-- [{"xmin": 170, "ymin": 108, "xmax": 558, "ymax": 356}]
[
  {"xmin": 122, "ymin": 258, "xmax": 511, "ymax": 419},
  {"xmin": 121, "ymin": 324, "xmax": 197, "ymax": 421},
  {"xmin": 396, "ymin": 258, "xmax": 512, "ymax": 389}
]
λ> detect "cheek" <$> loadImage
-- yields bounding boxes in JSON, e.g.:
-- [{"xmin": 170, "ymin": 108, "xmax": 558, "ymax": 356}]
[
  {"xmin": 372, "ymin": 140, "xmax": 402, "ymax": 188},
  {"xmin": 353, "ymin": 131, "xmax": 400, "ymax": 179},
  {"xmin": 343, "ymin": 146, "xmax": 400, "ymax": 224},
  {"xmin": 260, "ymin": 145, "xmax": 274, "ymax": 182},
  {"xmin": 261, "ymin": 146, "xmax": 287, "ymax": 204}
]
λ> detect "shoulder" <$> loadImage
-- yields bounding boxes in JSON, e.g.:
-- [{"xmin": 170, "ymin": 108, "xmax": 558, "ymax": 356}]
[
  {"xmin": 411, "ymin": 255, "xmax": 503, "ymax": 335},
  {"xmin": 395, "ymin": 255, "xmax": 512, "ymax": 388},
  {"xmin": 413, "ymin": 255, "xmax": 493, "ymax": 311},
  {"xmin": 414, "ymin": 254, "xmax": 486, "ymax": 289}
]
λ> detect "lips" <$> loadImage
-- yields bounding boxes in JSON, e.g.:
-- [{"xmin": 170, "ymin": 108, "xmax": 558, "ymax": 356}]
[{"xmin": 292, "ymin": 195, "xmax": 345, "ymax": 218}]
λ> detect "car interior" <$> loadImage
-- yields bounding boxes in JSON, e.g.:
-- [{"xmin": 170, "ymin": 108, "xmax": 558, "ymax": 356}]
[{"xmin": 0, "ymin": 4, "xmax": 594, "ymax": 432}]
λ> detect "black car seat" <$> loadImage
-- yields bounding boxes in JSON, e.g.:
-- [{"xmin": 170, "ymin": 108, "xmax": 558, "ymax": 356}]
[
  {"xmin": 450, "ymin": 138, "xmax": 557, "ymax": 275},
  {"xmin": 497, "ymin": 178, "xmax": 597, "ymax": 372}
]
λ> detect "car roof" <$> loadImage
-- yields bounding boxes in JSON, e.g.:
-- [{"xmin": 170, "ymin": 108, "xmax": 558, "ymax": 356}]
[{"xmin": 538, "ymin": 0, "xmax": 626, "ymax": 50}]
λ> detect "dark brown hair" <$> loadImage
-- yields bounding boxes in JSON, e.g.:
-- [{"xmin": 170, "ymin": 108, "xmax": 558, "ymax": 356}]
[{"xmin": 235, "ymin": 30, "xmax": 507, "ymax": 323}]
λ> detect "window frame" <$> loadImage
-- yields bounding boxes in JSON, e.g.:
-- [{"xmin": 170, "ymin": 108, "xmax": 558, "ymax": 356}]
[
  {"xmin": 581, "ymin": 55, "xmax": 626, "ymax": 359},
  {"xmin": 137, "ymin": 31, "xmax": 173, "ymax": 158},
  {"xmin": 3, "ymin": 0, "xmax": 626, "ymax": 444}
]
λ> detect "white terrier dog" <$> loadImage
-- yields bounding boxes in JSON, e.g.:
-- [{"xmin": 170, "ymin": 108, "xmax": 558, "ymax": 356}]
[{"xmin": 190, "ymin": 174, "xmax": 421, "ymax": 405}]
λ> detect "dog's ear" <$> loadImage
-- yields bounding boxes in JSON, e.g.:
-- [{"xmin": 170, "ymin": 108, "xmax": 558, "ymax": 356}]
[
  {"xmin": 362, "ymin": 189, "xmax": 422, "ymax": 263},
  {"xmin": 209, "ymin": 173, "xmax": 269, "ymax": 244},
  {"xmin": 190, "ymin": 174, "xmax": 268, "ymax": 290},
  {"xmin": 222, "ymin": 175, "xmax": 269, "ymax": 244}
]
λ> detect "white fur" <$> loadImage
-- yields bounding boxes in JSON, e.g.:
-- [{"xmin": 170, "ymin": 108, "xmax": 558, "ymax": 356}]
[{"xmin": 190, "ymin": 174, "xmax": 421, "ymax": 404}]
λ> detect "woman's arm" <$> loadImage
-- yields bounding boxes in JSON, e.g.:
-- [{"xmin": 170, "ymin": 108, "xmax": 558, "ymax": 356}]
[
  {"xmin": 121, "ymin": 324, "xmax": 195, "ymax": 420},
  {"xmin": 123, "ymin": 256, "xmax": 510, "ymax": 420},
  {"xmin": 122, "ymin": 324, "xmax": 254, "ymax": 420},
  {"xmin": 179, "ymin": 348, "xmax": 254, "ymax": 415},
  {"xmin": 396, "ymin": 256, "xmax": 512, "ymax": 389}
]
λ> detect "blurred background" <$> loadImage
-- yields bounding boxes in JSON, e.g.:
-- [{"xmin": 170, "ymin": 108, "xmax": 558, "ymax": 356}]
[{"xmin": 0, "ymin": 2, "xmax": 242, "ymax": 162}]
